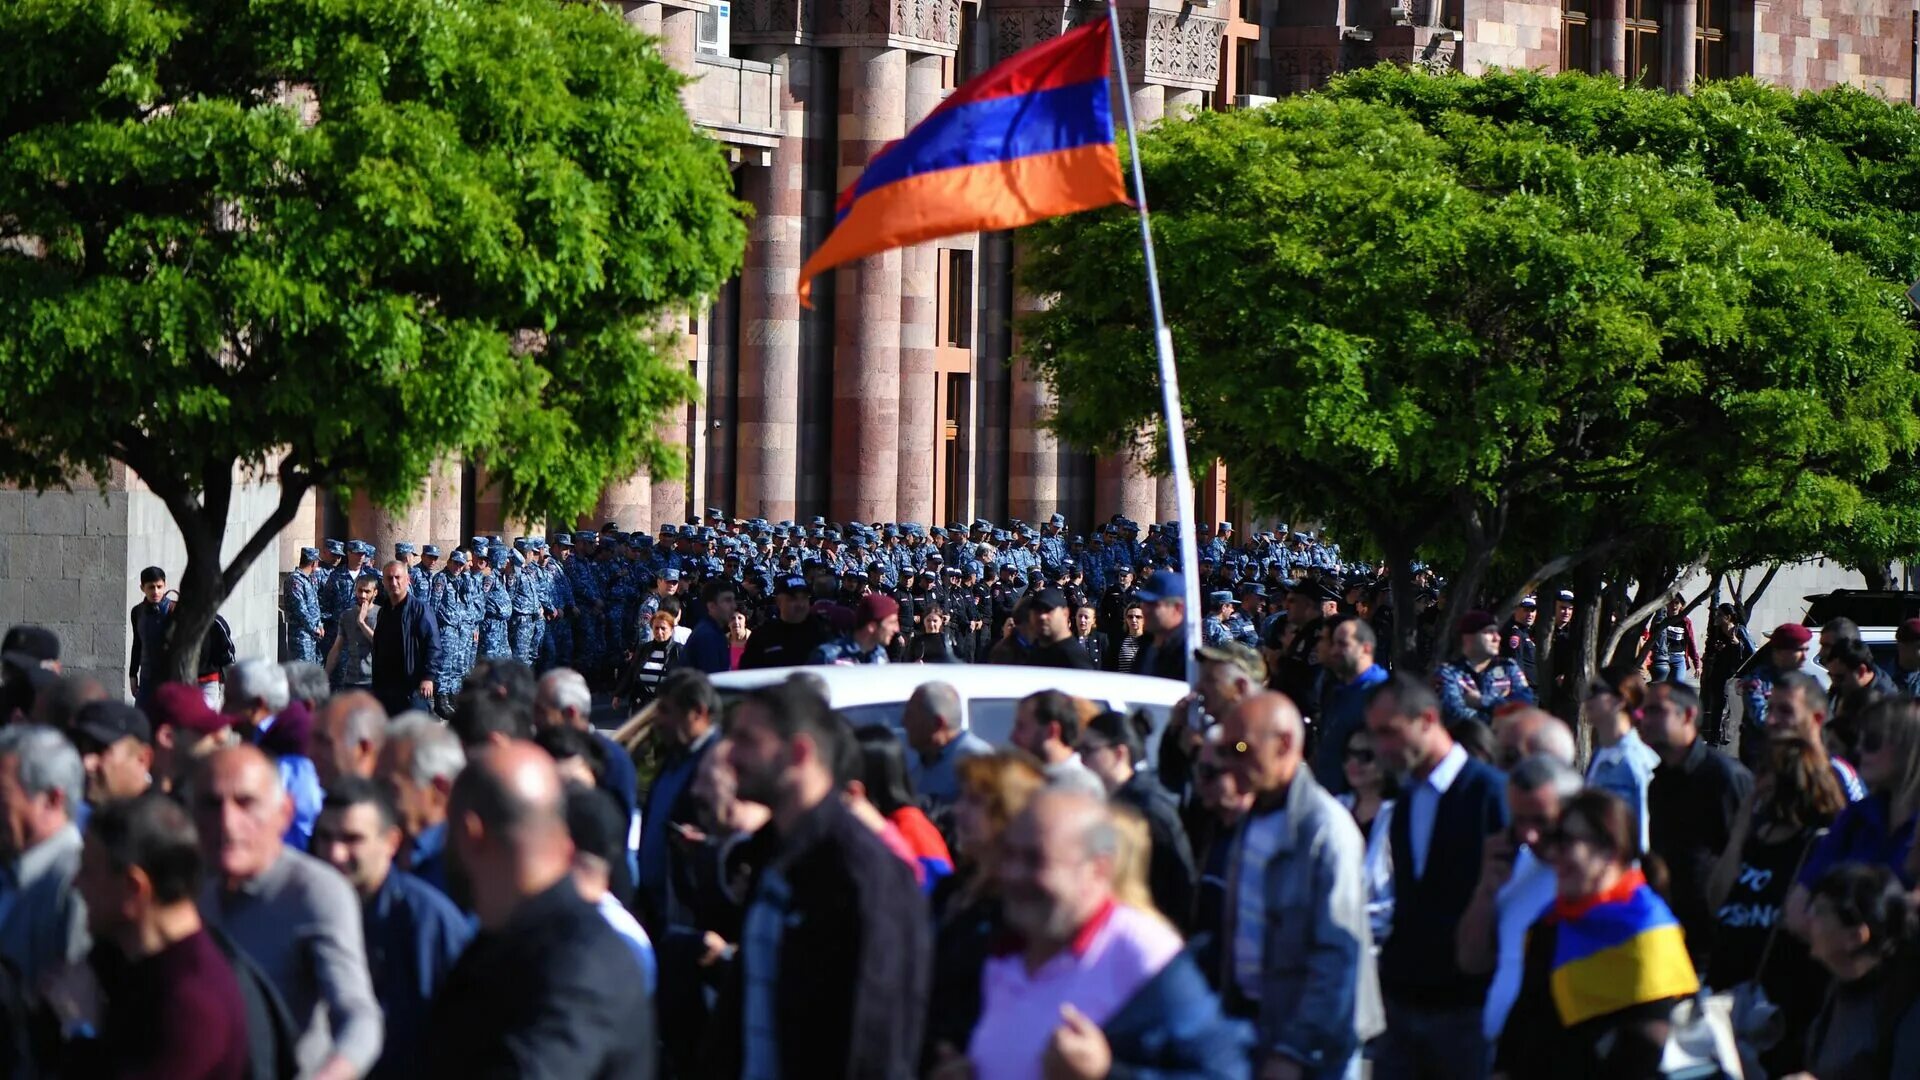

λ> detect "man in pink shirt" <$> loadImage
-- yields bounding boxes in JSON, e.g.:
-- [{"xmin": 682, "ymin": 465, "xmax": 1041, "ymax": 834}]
[{"xmin": 968, "ymin": 790, "xmax": 1245, "ymax": 1078}]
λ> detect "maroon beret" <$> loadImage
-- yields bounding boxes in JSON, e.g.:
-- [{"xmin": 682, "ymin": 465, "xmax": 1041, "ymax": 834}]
[
  {"xmin": 856, "ymin": 593, "xmax": 900, "ymax": 626},
  {"xmin": 1455, "ymin": 610, "xmax": 1498, "ymax": 636},
  {"xmin": 1768, "ymin": 623, "xmax": 1813, "ymax": 648},
  {"xmin": 1899, "ymin": 619, "xmax": 1920, "ymax": 643}
]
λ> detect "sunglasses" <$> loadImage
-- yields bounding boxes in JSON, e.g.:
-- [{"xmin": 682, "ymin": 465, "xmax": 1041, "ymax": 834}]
[{"xmin": 1535, "ymin": 825, "xmax": 1598, "ymax": 853}]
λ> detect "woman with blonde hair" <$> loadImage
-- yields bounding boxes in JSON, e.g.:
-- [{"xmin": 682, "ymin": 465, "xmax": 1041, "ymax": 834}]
[{"xmin": 925, "ymin": 753, "xmax": 1046, "ymax": 1067}]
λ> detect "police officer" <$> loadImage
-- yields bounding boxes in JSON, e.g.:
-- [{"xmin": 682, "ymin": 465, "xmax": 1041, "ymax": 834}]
[
  {"xmin": 1738, "ymin": 623, "xmax": 1824, "ymax": 769},
  {"xmin": 1501, "ymin": 596, "xmax": 1540, "ymax": 685},
  {"xmin": 284, "ymin": 547, "xmax": 325, "ymax": 662},
  {"xmin": 475, "ymin": 546, "xmax": 511, "ymax": 661},
  {"xmin": 415, "ymin": 545, "xmax": 441, "ymax": 599},
  {"xmin": 1202, "ymin": 591, "xmax": 1237, "ymax": 648},
  {"xmin": 431, "ymin": 549, "xmax": 475, "ymax": 713},
  {"xmin": 1433, "ymin": 610, "xmax": 1535, "ymax": 729},
  {"xmin": 503, "ymin": 550, "xmax": 542, "ymax": 666}
]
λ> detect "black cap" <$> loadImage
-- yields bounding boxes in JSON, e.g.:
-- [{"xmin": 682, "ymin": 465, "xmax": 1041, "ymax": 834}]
[
  {"xmin": 1032, "ymin": 587, "xmax": 1069, "ymax": 611},
  {"xmin": 1, "ymin": 626, "xmax": 58, "ymax": 663},
  {"xmin": 776, "ymin": 575, "xmax": 812, "ymax": 596},
  {"xmin": 74, "ymin": 700, "xmax": 152, "ymax": 748}
]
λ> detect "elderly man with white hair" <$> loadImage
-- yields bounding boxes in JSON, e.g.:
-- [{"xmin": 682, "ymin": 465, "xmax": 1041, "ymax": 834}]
[
  {"xmin": 0, "ymin": 724, "xmax": 90, "ymax": 990},
  {"xmin": 225, "ymin": 658, "xmax": 323, "ymax": 848},
  {"xmin": 535, "ymin": 667, "xmax": 638, "ymax": 848}
]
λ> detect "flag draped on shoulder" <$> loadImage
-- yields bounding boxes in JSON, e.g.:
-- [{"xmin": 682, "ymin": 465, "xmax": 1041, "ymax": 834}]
[
  {"xmin": 1546, "ymin": 868, "xmax": 1700, "ymax": 1026},
  {"xmin": 796, "ymin": 19, "xmax": 1130, "ymax": 307}
]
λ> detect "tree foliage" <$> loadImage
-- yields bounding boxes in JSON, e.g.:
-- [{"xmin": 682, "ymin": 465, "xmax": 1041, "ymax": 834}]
[
  {"xmin": 1019, "ymin": 72, "xmax": 1920, "ymax": 669},
  {"xmin": 0, "ymin": 0, "xmax": 748, "ymax": 678}
]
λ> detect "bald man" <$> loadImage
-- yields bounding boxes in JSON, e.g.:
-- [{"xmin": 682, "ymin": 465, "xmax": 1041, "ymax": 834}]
[
  {"xmin": 194, "ymin": 746, "xmax": 383, "ymax": 1080},
  {"xmin": 424, "ymin": 742, "xmax": 656, "ymax": 1079},
  {"xmin": 1216, "ymin": 693, "xmax": 1383, "ymax": 1079},
  {"xmin": 310, "ymin": 690, "xmax": 387, "ymax": 788}
]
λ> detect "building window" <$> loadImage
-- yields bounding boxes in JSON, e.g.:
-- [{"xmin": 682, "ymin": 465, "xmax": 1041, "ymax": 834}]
[
  {"xmin": 1625, "ymin": 0, "xmax": 1663, "ymax": 87},
  {"xmin": 1560, "ymin": 0, "xmax": 1592, "ymax": 73},
  {"xmin": 1695, "ymin": 0, "xmax": 1729, "ymax": 81},
  {"xmin": 950, "ymin": 4, "xmax": 977, "ymax": 88},
  {"xmin": 1235, "ymin": 39, "xmax": 1256, "ymax": 100},
  {"xmin": 941, "ymin": 250, "xmax": 973, "ymax": 350}
]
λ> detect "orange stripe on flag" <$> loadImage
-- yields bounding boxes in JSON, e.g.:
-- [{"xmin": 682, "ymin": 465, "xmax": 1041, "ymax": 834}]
[{"xmin": 797, "ymin": 144, "xmax": 1128, "ymax": 308}]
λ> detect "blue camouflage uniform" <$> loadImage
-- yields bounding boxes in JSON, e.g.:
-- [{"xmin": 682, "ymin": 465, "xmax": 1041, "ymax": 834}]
[
  {"xmin": 1227, "ymin": 612, "xmax": 1261, "ymax": 647},
  {"xmin": 1201, "ymin": 615, "xmax": 1233, "ymax": 648},
  {"xmin": 476, "ymin": 564, "xmax": 510, "ymax": 660},
  {"xmin": 567, "ymin": 552, "xmax": 605, "ymax": 673},
  {"xmin": 505, "ymin": 560, "xmax": 542, "ymax": 665},
  {"xmin": 284, "ymin": 564, "xmax": 324, "ymax": 662},
  {"xmin": 810, "ymin": 637, "xmax": 890, "ymax": 665},
  {"xmin": 1433, "ymin": 657, "xmax": 1535, "ymax": 728},
  {"xmin": 1040, "ymin": 529, "xmax": 1069, "ymax": 579},
  {"xmin": 431, "ymin": 562, "xmax": 473, "ymax": 699}
]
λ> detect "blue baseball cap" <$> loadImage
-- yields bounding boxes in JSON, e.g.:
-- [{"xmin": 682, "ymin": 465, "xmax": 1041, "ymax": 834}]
[
  {"xmin": 1136, "ymin": 571, "xmax": 1187, "ymax": 603},
  {"xmin": 448, "ymin": 550, "xmax": 468, "ymax": 566},
  {"xmin": 324, "ymin": 539, "xmax": 345, "ymax": 556},
  {"xmin": 299, "ymin": 546, "xmax": 320, "ymax": 564},
  {"xmin": 422, "ymin": 544, "xmax": 441, "ymax": 558},
  {"xmin": 395, "ymin": 542, "xmax": 416, "ymax": 556},
  {"xmin": 662, "ymin": 568, "xmax": 681, "ymax": 582}
]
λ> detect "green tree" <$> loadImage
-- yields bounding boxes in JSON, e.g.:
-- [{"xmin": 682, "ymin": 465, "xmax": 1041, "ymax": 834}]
[
  {"xmin": 0, "ymin": 0, "xmax": 747, "ymax": 680},
  {"xmin": 1019, "ymin": 83, "xmax": 1918, "ymax": 673}
]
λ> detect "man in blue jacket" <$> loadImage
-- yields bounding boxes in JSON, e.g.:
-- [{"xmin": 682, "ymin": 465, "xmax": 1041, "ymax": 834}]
[
  {"xmin": 682, "ymin": 579, "xmax": 737, "ymax": 674},
  {"xmin": 372, "ymin": 561, "xmax": 440, "ymax": 717}
]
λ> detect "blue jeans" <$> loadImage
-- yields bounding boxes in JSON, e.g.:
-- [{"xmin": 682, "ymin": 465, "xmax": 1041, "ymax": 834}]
[{"xmin": 1372, "ymin": 1000, "xmax": 1487, "ymax": 1080}]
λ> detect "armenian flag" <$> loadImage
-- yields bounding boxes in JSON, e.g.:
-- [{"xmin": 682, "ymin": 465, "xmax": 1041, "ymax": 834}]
[
  {"xmin": 1547, "ymin": 869, "xmax": 1700, "ymax": 1026},
  {"xmin": 796, "ymin": 19, "xmax": 1130, "ymax": 307}
]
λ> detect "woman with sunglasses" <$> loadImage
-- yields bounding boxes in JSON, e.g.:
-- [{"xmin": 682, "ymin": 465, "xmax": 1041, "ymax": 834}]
[
  {"xmin": 1796, "ymin": 863, "xmax": 1920, "ymax": 1079},
  {"xmin": 1495, "ymin": 790, "xmax": 1700, "ymax": 1079},
  {"xmin": 1786, "ymin": 697, "xmax": 1920, "ymax": 938},
  {"xmin": 1335, "ymin": 727, "xmax": 1397, "ymax": 946}
]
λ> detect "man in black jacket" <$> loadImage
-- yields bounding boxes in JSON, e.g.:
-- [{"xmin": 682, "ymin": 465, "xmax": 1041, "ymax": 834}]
[
  {"xmin": 371, "ymin": 561, "xmax": 440, "ymax": 716},
  {"xmin": 427, "ymin": 741, "xmax": 653, "ymax": 1078},
  {"xmin": 720, "ymin": 678, "xmax": 929, "ymax": 1078},
  {"xmin": 738, "ymin": 576, "xmax": 832, "ymax": 670}
]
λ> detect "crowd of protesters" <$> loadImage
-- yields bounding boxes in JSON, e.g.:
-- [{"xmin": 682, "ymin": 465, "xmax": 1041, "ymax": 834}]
[{"xmin": 1, "ymin": 541, "xmax": 1919, "ymax": 1078}]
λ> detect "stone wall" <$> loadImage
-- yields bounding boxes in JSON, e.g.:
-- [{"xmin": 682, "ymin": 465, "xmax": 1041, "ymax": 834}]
[
  {"xmin": 0, "ymin": 475, "xmax": 283, "ymax": 698},
  {"xmin": 1753, "ymin": 0, "xmax": 1913, "ymax": 102},
  {"xmin": 1461, "ymin": 0, "xmax": 1561, "ymax": 73}
]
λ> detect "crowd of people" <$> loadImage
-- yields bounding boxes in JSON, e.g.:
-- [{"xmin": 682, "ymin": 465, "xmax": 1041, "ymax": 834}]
[
  {"xmin": 0, "ymin": 505, "xmax": 1915, "ymax": 1078},
  {"xmin": 269, "ymin": 514, "xmax": 1379, "ymax": 708}
]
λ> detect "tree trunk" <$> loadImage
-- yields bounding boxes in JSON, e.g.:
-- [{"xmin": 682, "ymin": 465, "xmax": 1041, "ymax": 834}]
[
  {"xmin": 1440, "ymin": 493, "xmax": 1508, "ymax": 664},
  {"xmin": 1567, "ymin": 562, "xmax": 1605, "ymax": 769},
  {"xmin": 1856, "ymin": 561, "xmax": 1894, "ymax": 592},
  {"xmin": 147, "ymin": 463, "xmax": 312, "ymax": 686}
]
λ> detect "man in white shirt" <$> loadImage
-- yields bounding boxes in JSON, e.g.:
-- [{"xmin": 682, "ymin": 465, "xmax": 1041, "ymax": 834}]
[{"xmin": 1453, "ymin": 754, "xmax": 1584, "ymax": 1044}]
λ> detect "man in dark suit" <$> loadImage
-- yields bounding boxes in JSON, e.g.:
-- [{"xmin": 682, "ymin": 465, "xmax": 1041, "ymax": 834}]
[{"xmin": 425, "ymin": 741, "xmax": 654, "ymax": 1079}]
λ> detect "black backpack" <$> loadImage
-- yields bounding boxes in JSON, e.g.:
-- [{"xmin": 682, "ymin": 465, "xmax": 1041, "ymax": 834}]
[{"xmin": 207, "ymin": 926, "xmax": 299, "ymax": 1080}]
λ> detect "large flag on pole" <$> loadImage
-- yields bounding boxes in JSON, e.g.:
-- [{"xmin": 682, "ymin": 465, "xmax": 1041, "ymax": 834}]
[{"xmin": 796, "ymin": 19, "xmax": 1129, "ymax": 307}]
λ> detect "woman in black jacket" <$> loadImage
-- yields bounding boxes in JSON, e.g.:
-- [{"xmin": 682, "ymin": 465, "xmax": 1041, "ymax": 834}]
[
  {"xmin": 1077, "ymin": 709, "xmax": 1198, "ymax": 928},
  {"xmin": 904, "ymin": 602, "xmax": 964, "ymax": 664}
]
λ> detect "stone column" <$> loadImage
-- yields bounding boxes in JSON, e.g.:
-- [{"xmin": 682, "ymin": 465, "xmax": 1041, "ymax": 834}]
[
  {"xmin": 1156, "ymin": 473, "xmax": 1176, "ymax": 523},
  {"xmin": 428, "ymin": 456, "xmax": 463, "ymax": 553},
  {"xmin": 1165, "ymin": 87, "xmax": 1204, "ymax": 117},
  {"xmin": 1130, "ymin": 82, "xmax": 1166, "ymax": 126},
  {"xmin": 652, "ymin": 319, "xmax": 693, "ymax": 529},
  {"xmin": 370, "ymin": 477, "xmax": 432, "ymax": 565},
  {"xmin": 736, "ymin": 45, "xmax": 812, "ymax": 522},
  {"xmin": 279, "ymin": 487, "xmax": 319, "ymax": 567},
  {"xmin": 1596, "ymin": 0, "xmax": 1628, "ymax": 80},
  {"xmin": 659, "ymin": 4, "xmax": 700, "ymax": 72},
  {"xmin": 896, "ymin": 53, "xmax": 945, "ymax": 524},
  {"xmin": 830, "ymin": 45, "xmax": 906, "ymax": 524},
  {"xmin": 1095, "ymin": 448, "xmax": 1159, "ymax": 529},
  {"xmin": 1007, "ymin": 280, "xmax": 1057, "ymax": 525},
  {"xmin": 1663, "ymin": 0, "xmax": 1697, "ymax": 91},
  {"xmin": 597, "ymin": 472, "xmax": 653, "ymax": 533},
  {"xmin": 622, "ymin": 0, "xmax": 662, "ymax": 37}
]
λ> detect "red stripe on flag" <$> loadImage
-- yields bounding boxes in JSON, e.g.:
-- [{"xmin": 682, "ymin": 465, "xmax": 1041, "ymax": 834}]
[
  {"xmin": 798, "ymin": 142, "xmax": 1128, "ymax": 307},
  {"xmin": 934, "ymin": 20, "xmax": 1112, "ymax": 115}
]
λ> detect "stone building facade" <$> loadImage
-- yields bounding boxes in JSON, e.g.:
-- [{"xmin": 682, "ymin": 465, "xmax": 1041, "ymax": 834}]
[{"xmin": 248, "ymin": 0, "xmax": 1908, "ymax": 557}]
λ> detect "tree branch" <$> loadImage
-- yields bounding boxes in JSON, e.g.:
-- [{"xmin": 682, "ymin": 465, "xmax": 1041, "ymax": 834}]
[{"xmin": 1600, "ymin": 561, "xmax": 1705, "ymax": 668}]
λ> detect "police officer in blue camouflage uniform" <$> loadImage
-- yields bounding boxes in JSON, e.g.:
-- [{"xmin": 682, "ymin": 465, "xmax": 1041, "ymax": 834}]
[
  {"xmin": 326, "ymin": 541, "xmax": 372, "ymax": 625},
  {"xmin": 565, "ymin": 534, "xmax": 606, "ymax": 679},
  {"xmin": 475, "ymin": 546, "xmax": 512, "ymax": 661},
  {"xmin": 1433, "ymin": 609, "xmax": 1536, "ymax": 729},
  {"xmin": 284, "ymin": 547, "xmax": 325, "ymax": 662},
  {"xmin": 394, "ymin": 543, "xmax": 424, "ymax": 597},
  {"xmin": 431, "ymin": 549, "xmax": 474, "ymax": 713},
  {"xmin": 414, "ymin": 545, "xmax": 441, "ymax": 598},
  {"xmin": 315, "ymin": 539, "xmax": 347, "ymax": 628},
  {"xmin": 1040, "ymin": 514, "xmax": 1069, "ymax": 579},
  {"xmin": 1201, "ymin": 590, "xmax": 1237, "ymax": 648},
  {"xmin": 503, "ymin": 550, "xmax": 542, "ymax": 666},
  {"xmin": 1229, "ymin": 584, "xmax": 1264, "ymax": 647}
]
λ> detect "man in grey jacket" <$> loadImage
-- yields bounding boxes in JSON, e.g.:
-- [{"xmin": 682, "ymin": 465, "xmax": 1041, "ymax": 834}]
[
  {"xmin": 1217, "ymin": 692, "xmax": 1383, "ymax": 1079},
  {"xmin": 0, "ymin": 724, "xmax": 88, "ymax": 990}
]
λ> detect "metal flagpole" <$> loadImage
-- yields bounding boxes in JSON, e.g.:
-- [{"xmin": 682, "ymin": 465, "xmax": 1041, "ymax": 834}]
[{"xmin": 1103, "ymin": 0, "xmax": 1203, "ymax": 688}]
